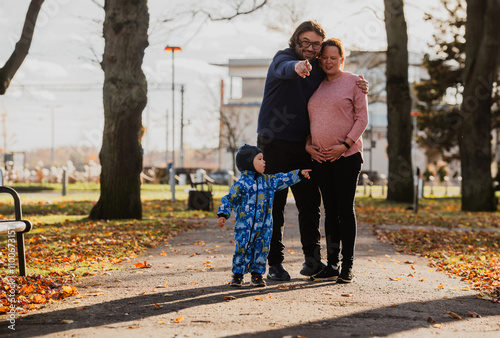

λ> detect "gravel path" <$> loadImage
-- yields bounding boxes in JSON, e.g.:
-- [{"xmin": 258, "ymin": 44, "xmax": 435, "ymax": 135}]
[{"xmin": 3, "ymin": 203, "xmax": 499, "ymax": 337}]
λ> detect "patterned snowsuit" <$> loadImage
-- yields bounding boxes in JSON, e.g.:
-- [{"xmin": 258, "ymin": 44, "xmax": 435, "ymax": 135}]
[{"xmin": 218, "ymin": 170, "xmax": 302, "ymax": 275}]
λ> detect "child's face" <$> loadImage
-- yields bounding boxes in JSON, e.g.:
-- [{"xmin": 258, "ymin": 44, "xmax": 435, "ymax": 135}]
[{"xmin": 253, "ymin": 153, "xmax": 265, "ymax": 174}]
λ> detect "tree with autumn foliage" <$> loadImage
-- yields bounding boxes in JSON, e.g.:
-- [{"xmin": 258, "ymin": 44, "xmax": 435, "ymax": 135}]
[
  {"xmin": 413, "ymin": 1, "xmax": 466, "ymax": 164},
  {"xmin": 414, "ymin": 0, "xmax": 499, "ymax": 211}
]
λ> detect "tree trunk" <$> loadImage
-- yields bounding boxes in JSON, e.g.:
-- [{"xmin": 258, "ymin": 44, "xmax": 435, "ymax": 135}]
[
  {"xmin": 458, "ymin": 0, "xmax": 499, "ymax": 211},
  {"xmin": 384, "ymin": 0, "xmax": 414, "ymax": 203},
  {"xmin": 0, "ymin": 0, "xmax": 45, "ymax": 95},
  {"xmin": 89, "ymin": 0, "xmax": 149, "ymax": 220}
]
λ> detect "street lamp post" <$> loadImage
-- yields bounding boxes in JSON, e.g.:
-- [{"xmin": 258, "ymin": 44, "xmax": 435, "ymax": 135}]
[
  {"xmin": 411, "ymin": 111, "xmax": 421, "ymax": 212},
  {"xmin": 180, "ymin": 85, "xmax": 184, "ymax": 168},
  {"xmin": 165, "ymin": 46, "xmax": 181, "ymax": 202}
]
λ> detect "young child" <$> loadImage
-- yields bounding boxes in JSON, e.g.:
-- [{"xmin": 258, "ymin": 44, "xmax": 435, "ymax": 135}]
[{"xmin": 217, "ymin": 144, "xmax": 311, "ymax": 287}]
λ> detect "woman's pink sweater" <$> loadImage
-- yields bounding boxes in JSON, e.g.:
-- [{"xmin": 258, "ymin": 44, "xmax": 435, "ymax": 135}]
[{"xmin": 308, "ymin": 71, "xmax": 368, "ymax": 160}]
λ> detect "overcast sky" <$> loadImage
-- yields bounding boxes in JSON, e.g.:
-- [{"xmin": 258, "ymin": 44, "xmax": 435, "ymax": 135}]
[{"xmin": 0, "ymin": 0, "xmax": 438, "ymax": 155}]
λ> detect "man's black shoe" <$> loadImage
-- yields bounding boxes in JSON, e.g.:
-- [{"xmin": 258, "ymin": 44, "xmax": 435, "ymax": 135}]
[
  {"xmin": 300, "ymin": 258, "xmax": 326, "ymax": 277},
  {"xmin": 267, "ymin": 264, "xmax": 291, "ymax": 281},
  {"xmin": 337, "ymin": 268, "xmax": 355, "ymax": 284},
  {"xmin": 311, "ymin": 265, "xmax": 340, "ymax": 281}
]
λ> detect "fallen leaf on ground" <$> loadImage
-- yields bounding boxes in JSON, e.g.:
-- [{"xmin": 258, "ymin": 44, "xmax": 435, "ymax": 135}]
[
  {"xmin": 427, "ymin": 317, "xmax": 436, "ymax": 323},
  {"xmin": 61, "ymin": 319, "xmax": 74, "ymax": 324},
  {"xmin": 224, "ymin": 296, "xmax": 236, "ymax": 300},
  {"xmin": 278, "ymin": 284, "xmax": 303, "ymax": 290},
  {"xmin": 446, "ymin": 310, "xmax": 462, "ymax": 319},
  {"xmin": 467, "ymin": 311, "xmax": 481, "ymax": 318},
  {"xmin": 134, "ymin": 261, "xmax": 152, "ymax": 268},
  {"xmin": 341, "ymin": 294, "xmax": 354, "ymax": 297},
  {"xmin": 174, "ymin": 316, "xmax": 185, "ymax": 323},
  {"xmin": 388, "ymin": 277, "xmax": 402, "ymax": 281}
]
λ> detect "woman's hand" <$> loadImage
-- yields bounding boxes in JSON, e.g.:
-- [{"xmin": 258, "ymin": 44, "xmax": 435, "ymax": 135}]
[
  {"xmin": 306, "ymin": 137, "xmax": 326, "ymax": 163},
  {"xmin": 323, "ymin": 144, "xmax": 346, "ymax": 162}
]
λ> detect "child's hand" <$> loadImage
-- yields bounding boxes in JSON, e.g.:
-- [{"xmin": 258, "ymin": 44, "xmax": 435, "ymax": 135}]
[
  {"xmin": 217, "ymin": 217, "xmax": 226, "ymax": 228},
  {"xmin": 301, "ymin": 169, "xmax": 312, "ymax": 179}
]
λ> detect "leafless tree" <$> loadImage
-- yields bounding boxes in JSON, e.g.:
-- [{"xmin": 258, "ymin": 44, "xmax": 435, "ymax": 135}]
[{"xmin": 0, "ymin": 0, "xmax": 45, "ymax": 95}]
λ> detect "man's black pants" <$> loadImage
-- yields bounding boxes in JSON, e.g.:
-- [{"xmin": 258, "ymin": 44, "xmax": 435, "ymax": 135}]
[{"xmin": 257, "ymin": 135, "xmax": 322, "ymax": 266}]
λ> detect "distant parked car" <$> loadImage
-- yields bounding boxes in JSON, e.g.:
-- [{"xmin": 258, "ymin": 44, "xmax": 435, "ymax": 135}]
[{"xmin": 209, "ymin": 170, "xmax": 232, "ymax": 185}]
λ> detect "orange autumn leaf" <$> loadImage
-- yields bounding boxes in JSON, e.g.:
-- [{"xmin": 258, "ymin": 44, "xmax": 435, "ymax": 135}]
[
  {"xmin": 31, "ymin": 294, "xmax": 47, "ymax": 304},
  {"xmin": 20, "ymin": 284, "xmax": 36, "ymax": 294},
  {"xmin": 61, "ymin": 285, "xmax": 78, "ymax": 297},
  {"xmin": 388, "ymin": 277, "xmax": 402, "ymax": 281},
  {"xmin": 174, "ymin": 316, "xmax": 185, "ymax": 323},
  {"xmin": 134, "ymin": 261, "xmax": 152, "ymax": 268}
]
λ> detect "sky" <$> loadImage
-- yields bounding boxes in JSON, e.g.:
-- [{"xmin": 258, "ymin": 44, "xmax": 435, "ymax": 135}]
[{"xmin": 0, "ymin": 0, "xmax": 439, "ymax": 159}]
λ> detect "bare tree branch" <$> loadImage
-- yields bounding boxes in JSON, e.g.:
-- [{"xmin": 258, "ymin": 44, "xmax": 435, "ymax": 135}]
[
  {"xmin": 202, "ymin": 0, "xmax": 268, "ymax": 21},
  {"xmin": 153, "ymin": 0, "xmax": 268, "ymax": 44},
  {"xmin": 0, "ymin": 0, "xmax": 45, "ymax": 95},
  {"xmin": 90, "ymin": 0, "xmax": 104, "ymax": 9}
]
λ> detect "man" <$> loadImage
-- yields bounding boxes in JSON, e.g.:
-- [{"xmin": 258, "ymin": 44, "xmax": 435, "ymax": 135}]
[{"xmin": 257, "ymin": 21, "xmax": 368, "ymax": 281}]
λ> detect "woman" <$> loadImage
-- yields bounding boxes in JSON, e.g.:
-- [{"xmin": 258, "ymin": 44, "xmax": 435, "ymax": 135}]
[{"xmin": 306, "ymin": 38, "xmax": 368, "ymax": 283}]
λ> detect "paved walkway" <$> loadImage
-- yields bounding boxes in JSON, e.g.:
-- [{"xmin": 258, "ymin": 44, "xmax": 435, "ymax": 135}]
[{"xmin": 3, "ymin": 203, "xmax": 499, "ymax": 337}]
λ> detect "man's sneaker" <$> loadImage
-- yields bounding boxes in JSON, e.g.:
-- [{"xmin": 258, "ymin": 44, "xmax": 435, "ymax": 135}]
[
  {"xmin": 230, "ymin": 274, "xmax": 243, "ymax": 287},
  {"xmin": 267, "ymin": 264, "xmax": 291, "ymax": 281},
  {"xmin": 311, "ymin": 265, "xmax": 340, "ymax": 281},
  {"xmin": 337, "ymin": 268, "xmax": 355, "ymax": 284},
  {"xmin": 300, "ymin": 258, "xmax": 326, "ymax": 277},
  {"xmin": 250, "ymin": 274, "xmax": 266, "ymax": 287}
]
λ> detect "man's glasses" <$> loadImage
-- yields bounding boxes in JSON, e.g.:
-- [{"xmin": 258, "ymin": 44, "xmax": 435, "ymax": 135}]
[{"xmin": 299, "ymin": 39, "xmax": 322, "ymax": 50}]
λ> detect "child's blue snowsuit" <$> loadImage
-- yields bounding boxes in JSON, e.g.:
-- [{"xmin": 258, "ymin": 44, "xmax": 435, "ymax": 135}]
[{"xmin": 217, "ymin": 169, "xmax": 302, "ymax": 275}]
